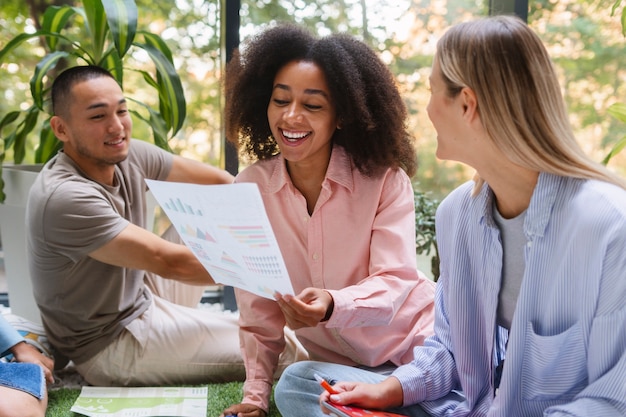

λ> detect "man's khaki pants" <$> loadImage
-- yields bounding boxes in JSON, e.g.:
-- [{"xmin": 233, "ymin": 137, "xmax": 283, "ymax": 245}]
[{"xmin": 76, "ymin": 275, "xmax": 307, "ymax": 386}]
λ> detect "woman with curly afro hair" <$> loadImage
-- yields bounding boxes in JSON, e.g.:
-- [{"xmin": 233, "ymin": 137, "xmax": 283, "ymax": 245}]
[{"xmin": 221, "ymin": 24, "xmax": 436, "ymax": 417}]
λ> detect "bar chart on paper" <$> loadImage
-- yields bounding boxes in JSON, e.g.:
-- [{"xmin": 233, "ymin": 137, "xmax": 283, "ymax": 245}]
[
  {"xmin": 145, "ymin": 180, "xmax": 294, "ymax": 299},
  {"xmin": 162, "ymin": 197, "xmax": 204, "ymax": 216},
  {"xmin": 221, "ymin": 225, "xmax": 271, "ymax": 248}
]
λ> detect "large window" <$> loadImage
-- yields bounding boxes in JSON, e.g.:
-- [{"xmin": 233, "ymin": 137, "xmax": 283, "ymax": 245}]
[{"xmin": 2, "ymin": 0, "xmax": 624, "ymax": 197}]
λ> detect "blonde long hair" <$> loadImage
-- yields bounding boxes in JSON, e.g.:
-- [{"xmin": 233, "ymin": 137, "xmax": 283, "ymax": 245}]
[{"xmin": 436, "ymin": 15, "xmax": 626, "ymax": 193}]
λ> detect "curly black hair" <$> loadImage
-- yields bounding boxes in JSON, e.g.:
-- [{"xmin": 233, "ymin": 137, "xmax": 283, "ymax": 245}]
[{"xmin": 224, "ymin": 23, "xmax": 417, "ymax": 177}]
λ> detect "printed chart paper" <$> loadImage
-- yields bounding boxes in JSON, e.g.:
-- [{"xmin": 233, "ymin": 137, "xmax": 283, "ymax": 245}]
[
  {"xmin": 70, "ymin": 386, "xmax": 208, "ymax": 417},
  {"xmin": 145, "ymin": 180, "xmax": 294, "ymax": 298}
]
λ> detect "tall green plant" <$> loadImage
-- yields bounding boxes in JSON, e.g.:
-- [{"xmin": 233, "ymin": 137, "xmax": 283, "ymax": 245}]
[
  {"xmin": 0, "ymin": 0, "xmax": 186, "ymax": 203},
  {"xmin": 414, "ymin": 189, "xmax": 440, "ymax": 281},
  {"xmin": 604, "ymin": 0, "xmax": 626, "ymax": 165}
]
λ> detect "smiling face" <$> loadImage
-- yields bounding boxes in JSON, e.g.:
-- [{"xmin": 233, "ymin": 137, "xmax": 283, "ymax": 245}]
[
  {"xmin": 50, "ymin": 75, "xmax": 132, "ymax": 183},
  {"xmin": 267, "ymin": 60, "xmax": 339, "ymax": 173}
]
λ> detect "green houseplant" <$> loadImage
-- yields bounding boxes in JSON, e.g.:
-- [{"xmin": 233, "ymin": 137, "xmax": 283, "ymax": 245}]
[
  {"xmin": 0, "ymin": 0, "xmax": 186, "ymax": 203},
  {"xmin": 0, "ymin": 0, "xmax": 186, "ymax": 322},
  {"xmin": 414, "ymin": 189, "xmax": 440, "ymax": 281},
  {"xmin": 604, "ymin": 102, "xmax": 626, "ymax": 164}
]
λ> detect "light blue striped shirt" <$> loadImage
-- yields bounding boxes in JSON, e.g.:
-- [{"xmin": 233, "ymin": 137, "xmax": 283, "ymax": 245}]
[{"xmin": 393, "ymin": 173, "xmax": 626, "ymax": 416}]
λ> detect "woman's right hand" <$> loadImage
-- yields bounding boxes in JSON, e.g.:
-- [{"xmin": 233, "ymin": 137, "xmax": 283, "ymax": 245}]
[
  {"xmin": 220, "ymin": 403, "xmax": 267, "ymax": 417},
  {"xmin": 319, "ymin": 377, "xmax": 404, "ymax": 413},
  {"xmin": 275, "ymin": 288, "xmax": 333, "ymax": 329}
]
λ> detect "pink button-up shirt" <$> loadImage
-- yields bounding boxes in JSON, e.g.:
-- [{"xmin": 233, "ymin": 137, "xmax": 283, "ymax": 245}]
[{"xmin": 235, "ymin": 145, "xmax": 435, "ymax": 411}]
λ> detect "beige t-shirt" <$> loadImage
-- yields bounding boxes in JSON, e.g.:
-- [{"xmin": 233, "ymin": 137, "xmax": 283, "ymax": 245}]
[{"xmin": 26, "ymin": 139, "xmax": 172, "ymax": 364}]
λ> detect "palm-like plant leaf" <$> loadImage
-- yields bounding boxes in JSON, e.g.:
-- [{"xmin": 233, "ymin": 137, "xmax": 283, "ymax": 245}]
[
  {"xmin": 82, "ymin": 0, "xmax": 108, "ymax": 63},
  {"xmin": 102, "ymin": 0, "xmax": 138, "ymax": 59},
  {"xmin": 135, "ymin": 37, "xmax": 186, "ymax": 136},
  {"xmin": 12, "ymin": 106, "xmax": 41, "ymax": 164},
  {"xmin": 602, "ymin": 136, "xmax": 626, "ymax": 165},
  {"xmin": 611, "ymin": 0, "xmax": 626, "ymax": 36},
  {"xmin": 0, "ymin": 33, "xmax": 40, "ymax": 63},
  {"xmin": 603, "ymin": 103, "xmax": 626, "ymax": 165},
  {"xmin": 31, "ymin": 52, "xmax": 70, "ymax": 111},
  {"xmin": 102, "ymin": 49, "xmax": 125, "ymax": 87},
  {"xmin": 1, "ymin": 112, "xmax": 22, "ymax": 165},
  {"xmin": 130, "ymin": 104, "xmax": 172, "ymax": 152},
  {"xmin": 41, "ymin": 5, "xmax": 77, "ymax": 50},
  {"xmin": 35, "ymin": 121, "xmax": 63, "ymax": 164},
  {"xmin": 608, "ymin": 102, "xmax": 626, "ymax": 122}
]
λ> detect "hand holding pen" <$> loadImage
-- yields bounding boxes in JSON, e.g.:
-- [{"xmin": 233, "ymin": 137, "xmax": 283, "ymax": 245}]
[
  {"xmin": 316, "ymin": 373, "xmax": 343, "ymax": 415},
  {"xmin": 315, "ymin": 373, "xmax": 339, "ymax": 395},
  {"xmin": 315, "ymin": 373, "xmax": 406, "ymax": 414}
]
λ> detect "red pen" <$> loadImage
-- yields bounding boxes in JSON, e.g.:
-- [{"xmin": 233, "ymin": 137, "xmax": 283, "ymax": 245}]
[{"xmin": 314, "ymin": 373, "xmax": 338, "ymax": 395}]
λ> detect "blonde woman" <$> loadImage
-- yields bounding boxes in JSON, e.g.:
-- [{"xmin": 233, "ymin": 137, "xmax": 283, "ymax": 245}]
[{"xmin": 281, "ymin": 15, "xmax": 626, "ymax": 417}]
